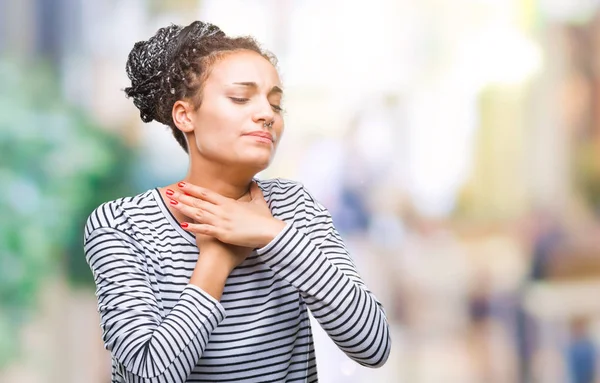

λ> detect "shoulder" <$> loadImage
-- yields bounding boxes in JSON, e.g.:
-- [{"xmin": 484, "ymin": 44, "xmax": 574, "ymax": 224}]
[
  {"xmin": 256, "ymin": 177, "xmax": 302, "ymax": 197},
  {"xmin": 256, "ymin": 177, "xmax": 328, "ymax": 219},
  {"xmin": 84, "ymin": 189, "xmax": 157, "ymax": 240},
  {"xmin": 83, "ymin": 190, "xmax": 157, "ymax": 274}
]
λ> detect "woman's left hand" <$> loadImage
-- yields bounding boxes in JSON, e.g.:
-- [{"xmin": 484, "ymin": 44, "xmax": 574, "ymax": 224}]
[{"xmin": 168, "ymin": 181, "xmax": 287, "ymax": 249}]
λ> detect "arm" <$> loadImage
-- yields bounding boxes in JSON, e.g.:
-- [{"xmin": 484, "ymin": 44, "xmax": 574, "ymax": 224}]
[
  {"xmin": 169, "ymin": 181, "xmax": 391, "ymax": 367},
  {"xmin": 256, "ymin": 192, "xmax": 391, "ymax": 368},
  {"xmin": 84, "ymin": 226, "xmax": 226, "ymax": 382}
]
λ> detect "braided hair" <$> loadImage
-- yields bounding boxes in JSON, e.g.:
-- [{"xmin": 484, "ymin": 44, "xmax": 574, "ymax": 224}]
[{"xmin": 124, "ymin": 21, "xmax": 276, "ymax": 153}]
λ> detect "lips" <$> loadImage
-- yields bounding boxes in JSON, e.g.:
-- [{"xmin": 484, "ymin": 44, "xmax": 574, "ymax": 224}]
[{"xmin": 244, "ymin": 131, "xmax": 274, "ymax": 142}]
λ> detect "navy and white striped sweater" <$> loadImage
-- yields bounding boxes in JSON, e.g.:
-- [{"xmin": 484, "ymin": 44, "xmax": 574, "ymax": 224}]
[{"xmin": 84, "ymin": 178, "xmax": 391, "ymax": 382}]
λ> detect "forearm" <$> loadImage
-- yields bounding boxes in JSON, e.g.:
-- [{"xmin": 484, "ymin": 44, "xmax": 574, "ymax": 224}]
[
  {"xmin": 100, "ymin": 285, "xmax": 226, "ymax": 381},
  {"xmin": 257, "ymin": 223, "xmax": 391, "ymax": 367},
  {"xmin": 189, "ymin": 254, "xmax": 231, "ymax": 300}
]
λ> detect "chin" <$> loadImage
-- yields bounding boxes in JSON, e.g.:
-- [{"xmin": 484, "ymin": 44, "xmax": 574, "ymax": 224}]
[
  {"xmin": 246, "ymin": 159, "xmax": 271, "ymax": 172},
  {"xmin": 247, "ymin": 155, "xmax": 273, "ymax": 172},
  {"xmin": 240, "ymin": 153, "xmax": 273, "ymax": 172},
  {"xmin": 226, "ymin": 144, "xmax": 275, "ymax": 173}
]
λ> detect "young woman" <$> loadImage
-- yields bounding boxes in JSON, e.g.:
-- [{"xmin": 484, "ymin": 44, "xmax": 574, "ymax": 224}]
[{"xmin": 84, "ymin": 20, "xmax": 391, "ymax": 382}]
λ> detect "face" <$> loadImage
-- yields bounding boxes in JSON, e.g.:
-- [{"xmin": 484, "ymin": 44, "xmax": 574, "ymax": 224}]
[{"xmin": 174, "ymin": 50, "xmax": 284, "ymax": 172}]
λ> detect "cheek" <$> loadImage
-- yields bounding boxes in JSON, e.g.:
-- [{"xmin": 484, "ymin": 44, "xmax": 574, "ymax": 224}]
[
  {"xmin": 274, "ymin": 122, "xmax": 284, "ymax": 142},
  {"xmin": 194, "ymin": 127, "xmax": 235, "ymax": 155},
  {"xmin": 193, "ymin": 105, "xmax": 241, "ymax": 148}
]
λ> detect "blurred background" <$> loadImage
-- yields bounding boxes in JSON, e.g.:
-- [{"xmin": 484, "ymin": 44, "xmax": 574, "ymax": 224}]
[{"xmin": 2, "ymin": 0, "xmax": 600, "ymax": 382}]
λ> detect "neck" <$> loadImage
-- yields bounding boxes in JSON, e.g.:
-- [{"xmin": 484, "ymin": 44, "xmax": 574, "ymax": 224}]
[
  {"xmin": 158, "ymin": 151, "xmax": 259, "ymax": 225},
  {"xmin": 183, "ymin": 153, "xmax": 257, "ymax": 200}
]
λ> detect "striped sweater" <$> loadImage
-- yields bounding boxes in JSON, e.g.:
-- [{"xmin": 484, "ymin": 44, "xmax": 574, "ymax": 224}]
[{"xmin": 84, "ymin": 178, "xmax": 391, "ymax": 382}]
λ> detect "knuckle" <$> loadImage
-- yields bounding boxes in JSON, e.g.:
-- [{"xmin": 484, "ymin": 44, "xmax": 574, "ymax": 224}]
[{"xmin": 222, "ymin": 222, "xmax": 233, "ymax": 233}]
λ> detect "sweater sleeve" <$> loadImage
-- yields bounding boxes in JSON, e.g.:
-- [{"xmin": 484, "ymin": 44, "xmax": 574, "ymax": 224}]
[
  {"xmin": 255, "ymin": 186, "xmax": 391, "ymax": 368},
  {"xmin": 84, "ymin": 224, "xmax": 226, "ymax": 382}
]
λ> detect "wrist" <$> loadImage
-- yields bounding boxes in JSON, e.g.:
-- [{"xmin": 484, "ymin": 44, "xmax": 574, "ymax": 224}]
[
  {"xmin": 258, "ymin": 218, "xmax": 287, "ymax": 248},
  {"xmin": 190, "ymin": 254, "xmax": 231, "ymax": 300}
]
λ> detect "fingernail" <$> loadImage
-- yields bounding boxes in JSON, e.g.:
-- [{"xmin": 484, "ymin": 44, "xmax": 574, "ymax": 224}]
[
  {"xmin": 181, "ymin": 222, "xmax": 188, "ymax": 228},
  {"xmin": 165, "ymin": 189, "xmax": 174, "ymax": 196},
  {"xmin": 184, "ymin": 192, "xmax": 191, "ymax": 196},
  {"xmin": 178, "ymin": 182, "xmax": 186, "ymax": 188},
  {"xmin": 169, "ymin": 199, "xmax": 178, "ymax": 205}
]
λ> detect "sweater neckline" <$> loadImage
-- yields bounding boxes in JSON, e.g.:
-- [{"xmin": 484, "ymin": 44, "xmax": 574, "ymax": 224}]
[{"xmin": 151, "ymin": 188, "xmax": 197, "ymax": 245}]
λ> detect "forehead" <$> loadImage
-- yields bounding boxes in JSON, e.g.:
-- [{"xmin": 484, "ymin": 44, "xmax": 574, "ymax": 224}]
[{"xmin": 207, "ymin": 50, "xmax": 281, "ymax": 89}]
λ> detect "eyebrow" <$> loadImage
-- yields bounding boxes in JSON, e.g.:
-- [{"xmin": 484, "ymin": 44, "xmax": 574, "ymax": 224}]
[{"xmin": 232, "ymin": 82, "xmax": 283, "ymax": 95}]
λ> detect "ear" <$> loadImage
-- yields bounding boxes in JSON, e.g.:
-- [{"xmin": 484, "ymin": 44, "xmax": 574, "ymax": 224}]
[{"xmin": 172, "ymin": 100, "xmax": 195, "ymax": 133}]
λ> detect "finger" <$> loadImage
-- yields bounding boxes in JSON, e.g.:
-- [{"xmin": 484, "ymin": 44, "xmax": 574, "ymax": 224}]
[
  {"xmin": 177, "ymin": 181, "xmax": 225, "ymax": 205},
  {"xmin": 249, "ymin": 182, "xmax": 266, "ymax": 203},
  {"xmin": 165, "ymin": 188, "xmax": 219, "ymax": 214},
  {"xmin": 169, "ymin": 198, "xmax": 218, "ymax": 224},
  {"xmin": 180, "ymin": 222, "xmax": 220, "ymax": 237},
  {"xmin": 176, "ymin": 193, "xmax": 220, "ymax": 216}
]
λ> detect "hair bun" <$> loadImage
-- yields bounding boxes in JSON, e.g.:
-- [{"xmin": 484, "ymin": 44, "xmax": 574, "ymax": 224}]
[
  {"xmin": 124, "ymin": 22, "xmax": 226, "ymax": 124},
  {"xmin": 124, "ymin": 24, "xmax": 184, "ymax": 123}
]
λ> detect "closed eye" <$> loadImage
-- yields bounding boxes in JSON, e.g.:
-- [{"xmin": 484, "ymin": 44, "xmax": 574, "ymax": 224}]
[{"xmin": 230, "ymin": 97, "xmax": 284, "ymax": 113}]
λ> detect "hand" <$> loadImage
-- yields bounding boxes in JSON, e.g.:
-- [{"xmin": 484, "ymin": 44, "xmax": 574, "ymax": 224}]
[
  {"xmin": 195, "ymin": 233, "xmax": 251, "ymax": 273},
  {"xmin": 168, "ymin": 181, "xmax": 286, "ymax": 248}
]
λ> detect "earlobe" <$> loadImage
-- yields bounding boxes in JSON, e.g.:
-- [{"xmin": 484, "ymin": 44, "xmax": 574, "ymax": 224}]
[{"xmin": 172, "ymin": 100, "xmax": 195, "ymax": 133}]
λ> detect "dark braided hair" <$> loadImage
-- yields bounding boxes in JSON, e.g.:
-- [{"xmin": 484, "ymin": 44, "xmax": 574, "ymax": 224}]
[{"xmin": 124, "ymin": 21, "xmax": 277, "ymax": 153}]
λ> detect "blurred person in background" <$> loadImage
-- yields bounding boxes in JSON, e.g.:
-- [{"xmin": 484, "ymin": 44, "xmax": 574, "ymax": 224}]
[
  {"xmin": 567, "ymin": 317, "xmax": 597, "ymax": 383},
  {"xmin": 83, "ymin": 20, "xmax": 391, "ymax": 382}
]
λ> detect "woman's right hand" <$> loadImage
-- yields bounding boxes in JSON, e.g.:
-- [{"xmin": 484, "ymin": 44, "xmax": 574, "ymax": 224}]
[{"xmin": 189, "ymin": 234, "xmax": 252, "ymax": 300}]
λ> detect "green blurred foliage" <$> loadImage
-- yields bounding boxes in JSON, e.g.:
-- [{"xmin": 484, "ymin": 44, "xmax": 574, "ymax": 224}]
[{"xmin": 0, "ymin": 59, "xmax": 135, "ymax": 367}]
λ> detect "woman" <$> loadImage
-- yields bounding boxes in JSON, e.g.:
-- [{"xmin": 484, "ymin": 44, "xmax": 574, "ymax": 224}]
[{"xmin": 84, "ymin": 21, "xmax": 391, "ymax": 382}]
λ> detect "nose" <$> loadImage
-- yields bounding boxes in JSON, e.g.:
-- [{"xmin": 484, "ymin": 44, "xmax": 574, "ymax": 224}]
[{"xmin": 251, "ymin": 98, "xmax": 275, "ymax": 126}]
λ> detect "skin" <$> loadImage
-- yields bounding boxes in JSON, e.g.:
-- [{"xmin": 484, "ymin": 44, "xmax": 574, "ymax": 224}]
[{"xmin": 157, "ymin": 50, "xmax": 287, "ymax": 300}]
